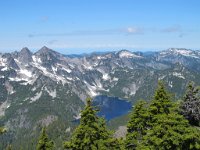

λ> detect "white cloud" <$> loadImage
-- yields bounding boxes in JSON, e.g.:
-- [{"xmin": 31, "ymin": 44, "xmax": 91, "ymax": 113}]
[{"xmin": 127, "ymin": 27, "xmax": 143, "ymax": 34}]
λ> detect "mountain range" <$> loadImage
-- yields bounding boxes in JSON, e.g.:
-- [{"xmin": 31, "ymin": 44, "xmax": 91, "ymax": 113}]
[{"xmin": 1, "ymin": 47, "xmax": 200, "ymax": 149}]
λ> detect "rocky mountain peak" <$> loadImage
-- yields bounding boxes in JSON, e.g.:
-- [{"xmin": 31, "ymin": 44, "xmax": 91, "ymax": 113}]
[
  {"xmin": 20, "ymin": 47, "xmax": 31, "ymax": 53},
  {"xmin": 7, "ymin": 56, "xmax": 20, "ymax": 70},
  {"xmin": 35, "ymin": 46, "xmax": 62, "ymax": 58},
  {"xmin": 18, "ymin": 47, "xmax": 33, "ymax": 63},
  {"xmin": 34, "ymin": 46, "xmax": 63, "ymax": 67},
  {"xmin": 40, "ymin": 46, "xmax": 50, "ymax": 51},
  {"xmin": 36, "ymin": 46, "xmax": 55, "ymax": 55}
]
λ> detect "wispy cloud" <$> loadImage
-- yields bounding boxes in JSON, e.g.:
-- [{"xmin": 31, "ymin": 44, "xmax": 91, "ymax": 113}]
[
  {"xmin": 161, "ymin": 25, "xmax": 182, "ymax": 33},
  {"xmin": 28, "ymin": 31, "xmax": 112, "ymax": 38},
  {"xmin": 28, "ymin": 25, "xmax": 187, "ymax": 38},
  {"xmin": 28, "ymin": 27, "xmax": 144, "ymax": 38},
  {"xmin": 160, "ymin": 25, "xmax": 187, "ymax": 38}
]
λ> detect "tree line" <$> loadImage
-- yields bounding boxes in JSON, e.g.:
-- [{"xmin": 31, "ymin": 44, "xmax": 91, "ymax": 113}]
[{"xmin": 1, "ymin": 81, "xmax": 200, "ymax": 149}]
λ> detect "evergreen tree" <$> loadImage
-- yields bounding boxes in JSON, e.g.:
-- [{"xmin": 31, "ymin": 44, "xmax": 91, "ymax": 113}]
[
  {"xmin": 140, "ymin": 81, "xmax": 200, "ymax": 150},
  {"xmin": 0, "ymin": 127, "xmax": 6, "ymax": 134},
  {"xmin": 125, "ymin": 100, "xmax": 149, "ymax": 149},
  {"xmin": 125, "ymin": 81, "xmax": 200, "ymax": 150},
  {"xmin": 6, "ymin": 145, "xmax": 12, "ymax": 150},
  {"xmin": 36, "ymin": 127, "xmax": 54, "ymax": 150},
  {"xmin": 149, "ymin": 81, "xmax": 172, "ymax": 115},
  {"xmin": 180, "ymin": 82, "xmax": 200, "ymax": 126},
  {"xmin": 139, "ymin": 108, "xmax": 200, "ymax": 150},
  {"xmin": 64, "ymin": 97, "xmax": 120, "ymax": 150}
]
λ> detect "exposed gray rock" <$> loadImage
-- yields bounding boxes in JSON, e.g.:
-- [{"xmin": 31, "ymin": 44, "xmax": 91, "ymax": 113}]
[{"xmin": 18, "ymin": 47, "xmax": 33, "ymax": 64}]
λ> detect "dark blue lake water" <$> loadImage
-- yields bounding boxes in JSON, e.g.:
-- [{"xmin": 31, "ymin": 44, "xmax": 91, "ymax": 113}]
[{"xmin": 93, "ymin": 95, "xmax": 132, "ymax": 121}]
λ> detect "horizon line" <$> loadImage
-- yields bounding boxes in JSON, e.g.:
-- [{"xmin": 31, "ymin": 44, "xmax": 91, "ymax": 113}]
[{"xmin": 0, "ymin": 46, "xmax": 199, "ymax": 55}]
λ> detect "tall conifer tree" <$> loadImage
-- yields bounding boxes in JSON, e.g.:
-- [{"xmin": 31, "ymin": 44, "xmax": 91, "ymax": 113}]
[
  {"xmin": 64, "ymin": 97, "xmax": 120, "ymax": 150},
  {"xmin": 0, "ymin": 127, "xmax": 6, "ymax": 134},
  {"xmin": 125, "ymin": 100, "xmax": 149, "ymax": 149},
  {"xmin": 36, "ymin": 127, "xmax": 54, "ymax": 150},
  {"xmin": 126, "ymin": 81, "xmax": 200, "ymax": 150},
  {"xmin": 180, "ymin": 82, "xmax": 200, "ymax": 126}
]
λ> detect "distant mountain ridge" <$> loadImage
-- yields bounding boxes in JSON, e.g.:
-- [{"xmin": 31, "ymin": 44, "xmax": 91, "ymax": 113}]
[{"xmin": 1, "ymin": 47, "xmax": 200, "ymax": 149}]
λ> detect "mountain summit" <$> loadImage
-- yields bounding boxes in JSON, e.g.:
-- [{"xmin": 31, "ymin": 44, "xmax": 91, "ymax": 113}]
[
  {"xmin": 117, "ymin": 50, "xmax": 142, "ymax": 58},
  {"xmin": 18, "ymin": 47, "xmax": 33, "ymax": 63},
  {"xmin": 36, "ymin": 46, "xmax": 54, "ymax": 54}
]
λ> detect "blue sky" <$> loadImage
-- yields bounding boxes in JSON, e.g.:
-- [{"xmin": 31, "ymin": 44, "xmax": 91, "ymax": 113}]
[{"xmin": 0, "ymin": 0, "xmax": 200, "ymax": 54}]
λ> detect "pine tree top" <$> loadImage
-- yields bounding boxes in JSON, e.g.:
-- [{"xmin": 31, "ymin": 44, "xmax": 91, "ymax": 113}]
[
  {"xmin": 150, "ymin": 81, "xmax": 173, "ymax": 115},
  {"xmin": 36, "ymin": 127, "xmax": 54, "ymax": 150},
  {"xmin": 0, "ymin": 127, "xmax": 6, "ymax": 134},
  {"xmin": 64, "ymin": 97, "xmax": 120, "ymax": 150}
]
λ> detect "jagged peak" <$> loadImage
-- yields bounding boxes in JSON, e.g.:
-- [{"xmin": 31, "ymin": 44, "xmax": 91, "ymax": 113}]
[
  {"xmin": 20, "ymin": 47, "xmax": 32, "ymax": 54},
  {"xmin": 37, "ymin": 46, "xmax": 52, "ymax": 53},
  {"xmin": 21, "ymin": 47, "xmax": 30, "ymax": 51},
  {"xmin": 35, "ymin": 46, "xmax": 61, "ymax": 55}
]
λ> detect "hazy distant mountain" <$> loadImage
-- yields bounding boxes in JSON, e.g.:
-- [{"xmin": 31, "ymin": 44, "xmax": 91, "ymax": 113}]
[{"xmin": 1, "ymin": 47, "xmax": 200, "ymax": 149}]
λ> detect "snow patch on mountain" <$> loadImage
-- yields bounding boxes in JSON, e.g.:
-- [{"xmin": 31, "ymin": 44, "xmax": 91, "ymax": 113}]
[
  {"xmin": 19, "ymin": 69, "xmax": 32, "ymax": 78},
  {"xmin": 82, "ymin": 64, "xmax": 93, "ymax": 70},
  {"xmin": 32, "ymin": 87, "xmax": 37, "ymax": 91},
  {"xmin": 5, "ymin": 81, "xmax": 15, "ymax": 94},
  {"xmin": 73, "ymin": 113, "xmax": 81, "ymax": 120},
  {"xmin": 160, "ymin": 48, "xmax": 200, "ymax": 58},
  {"xmin": 30, "ymin": 91, "xmax": 42, "ymax": 103},
  {"xmin": 0, "ymin": 100, "xmax": 10, "ymax": 116},
  {"xmin": 52, "ymin": 66, "xmax": 57, "ymax": 73},
  {"xmin": 118, "ymin": 51, "xmax": 141, "ymax": 58},
  {"xmin": 102, "ymin": 73, "xmax": 110, "ymax": 80},
  {"xmin": 9, "ymin": 77, "xmax": 23, "ymax": 82},
  {"xmin": 66, "ymin": 127, "xmax": 71, "ymax": 133},
  {"xmin": 1, "ymin": 67, "xmax": 8, "ymax": 71},
  {"xmin": 57, "ymin": 64, "xmax": 72, "ymax": 73},
  {"xmin": 158, "ymin": 75, "xmax": 166, "ymax": 80},
  {"xmin": 32, "ymin": 60, "xmax": 67, "ymax": 84},
  {"xmin": 112, "ymin": 77, "xmax": 119, "ymax": 81},
  {"xmin": 62, "ymin": 67, "xmax": 72, "ymax": 73},
  {"xmin": 122, "ymin": 83, "xmax": 138, "ymax": 96},
  {"xmin": 96, "ymin": 68, "xmax": 111, "ymax": 80},
  {"xmin": 66, "ymin": 77, "xmax": 73, "ymax": 81},
  {"xmin": 84, "ymin": 81, "xmax": 98, "ymax": 97},
  {"xmin": 172, "ymin": 72, "xmax": 185, "ymax": 79},
  {"xmin": 32, "ymin": 55, "xmax": 42, "ymax": 63},
  {"xmin": 45, "ymin": 87, "xmax": 57, "ymax": 98},
  {"xmin": 94, "ymin": 79, "xmax": 103, "ymax": 89},
  {"xmin": 169, "ymin": 81, "xmax": 173, "ymax": 88},
  {"xmin": 0, "ymin": 57, "xmax": 6, "ymax": 66},
  {"xmin": 0, "ymin": 75, "xmax": 5, "ymax": 78}
]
